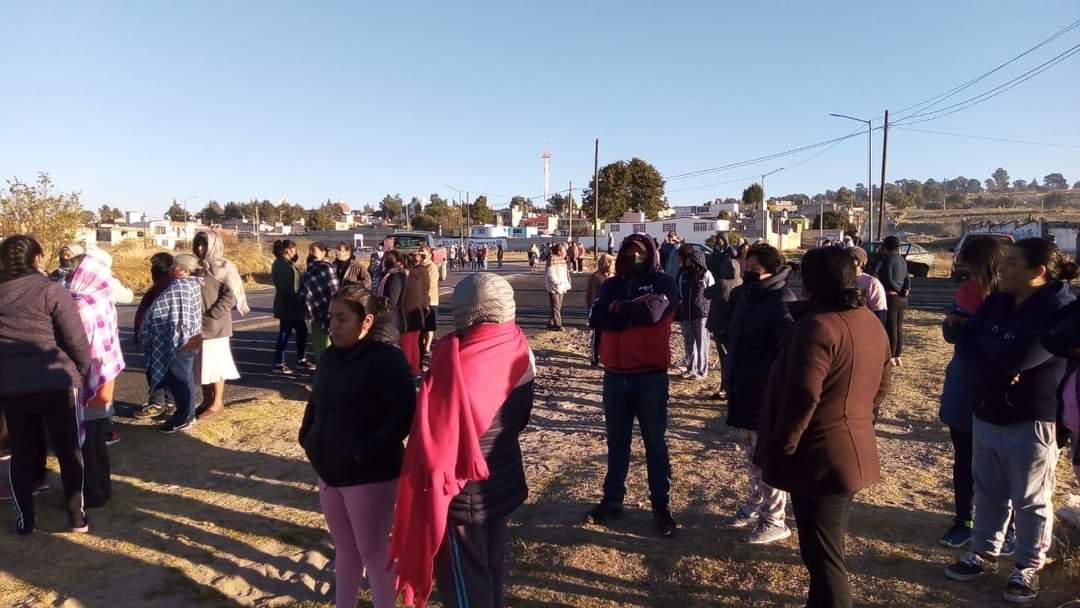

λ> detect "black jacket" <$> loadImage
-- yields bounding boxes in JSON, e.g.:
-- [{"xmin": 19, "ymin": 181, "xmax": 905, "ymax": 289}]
[
  {"xmin": 1043, "ymin": 299, "xmax": 1080, "ymax": 460},
  {"xmin": 272, "ymin": 256, "xmax": 306, "ymax": 321},
  {"xmin": 299, "ymin": 336, "xmax": 417, "ymax": 487},
  {"xmin": 959, "ymin": 281, "xmax": 1074, "ymax": 425},
  {"xmin": 449, "ymin": 381, "xmax": 535, "ymax": 525},
  {"xmin": 674, "ymin": 250, "xmax": 709, "ymax": 322},
  {"xmin": 705, "ymin": 249, "xmax": 741, "ymax": 334},
  {"xmin": 725, "ymin": 267, "xmax": 797, "ymax": 430}
]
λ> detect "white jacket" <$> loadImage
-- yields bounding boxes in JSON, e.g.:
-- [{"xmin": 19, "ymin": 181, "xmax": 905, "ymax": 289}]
[{"xmin": 545, "ymin": 260, "xmax": 571, "ymax": 295}]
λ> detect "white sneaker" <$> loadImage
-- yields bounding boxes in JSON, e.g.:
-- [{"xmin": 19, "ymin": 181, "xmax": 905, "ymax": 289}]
[
  {"xmin": 721, "ymin": 504, "xmax": 760, "ymax": 529},
  {"xmin": 747, "ymin": 520, "xmax": 792, "ymax": 545}
]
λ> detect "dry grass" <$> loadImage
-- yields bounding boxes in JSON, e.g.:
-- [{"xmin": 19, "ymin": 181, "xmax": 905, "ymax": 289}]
[
  {"xmin": 0, "ymin": 309, "xmax": 1077, "ymax": 607},
  {"xmin": 108, "ymin": 240, "xmax": 273, "ymax": 293}
]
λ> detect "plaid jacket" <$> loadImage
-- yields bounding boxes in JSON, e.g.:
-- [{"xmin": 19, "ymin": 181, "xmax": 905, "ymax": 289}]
[
  {"xmin": 141, "ymin": 276, "xmax": 203, "ymax": 389},
  {"xmin": 300, "ymin": 260, "xmax": 339, "ymax": 332}
]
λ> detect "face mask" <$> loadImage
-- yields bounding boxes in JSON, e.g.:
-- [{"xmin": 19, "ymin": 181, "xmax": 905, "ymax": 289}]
[{"xmin": 742, "ymin": 271, "xmax": 761, "ymax": 283}]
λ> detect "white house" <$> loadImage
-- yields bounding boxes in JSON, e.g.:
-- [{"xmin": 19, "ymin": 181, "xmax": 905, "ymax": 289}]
[
  {"xmin": 604, "ymin": 211, "xmax": 730, "ymax": 246},
  {"xmin": 471, "ymin": 224, "xmax": 510, "ymax": 238},
  {"xmin": 672, "ymin": 200, "xmax": 740, "ymax": 219}
]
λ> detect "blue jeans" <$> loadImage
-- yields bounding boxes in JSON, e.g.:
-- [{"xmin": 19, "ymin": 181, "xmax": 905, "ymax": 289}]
[
  {"xmin": 601, "ymin": 371, "xmax": 671, "ymax": 510},
  {"xmin": 681, "ymin": 319, "xmax": 709, "ymax": 378},
  {"xmin": 159, "ymin": 351, "xmax": 197, "ymax": 427},
  {"xmin": 274, "ymin": 319, "xmax": 309, "ymax": 366}
]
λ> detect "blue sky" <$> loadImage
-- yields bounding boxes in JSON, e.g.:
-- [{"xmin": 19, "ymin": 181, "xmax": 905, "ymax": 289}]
[{"xmin": 3, "ymin": 0, "xmax": 1078, "ymax": 215}]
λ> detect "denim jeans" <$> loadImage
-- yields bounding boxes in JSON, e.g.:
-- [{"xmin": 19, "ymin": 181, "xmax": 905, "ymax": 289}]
[
  {"xmin": 680, "ymin": 319, "xmax": 709, "ymax": 378},
  {"xmin": 274, "ymin": 318, "xmax": 309, "ymax": 366},
  {"xmin": 601, "ymin": 371, "xmax": 672, "ymax": 510},
  {"xmin": 160, "ymin": 351, "xmax": 197, "ymax": 427}
]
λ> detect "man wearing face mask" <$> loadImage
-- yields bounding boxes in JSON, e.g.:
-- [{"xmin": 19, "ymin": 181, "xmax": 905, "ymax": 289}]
[
  {"xmin": 585, "ymin": 234, "xmax": 681, "ymax": 537},
  {"xmin": 722, "ymin": 243, "xmax": 797, "ymax": 545}
]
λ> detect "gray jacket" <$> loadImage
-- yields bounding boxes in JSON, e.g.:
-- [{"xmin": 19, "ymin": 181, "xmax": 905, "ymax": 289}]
[
  {"xmin": 0, "ymin": 273, "xmax": 91, "ymax": 397},
  {"xmin": 200, "ymin": 274, "xmax": 236, "ymax": 340}
]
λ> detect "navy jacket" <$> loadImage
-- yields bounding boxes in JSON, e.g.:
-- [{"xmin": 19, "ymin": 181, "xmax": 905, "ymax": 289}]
[
  {"xmin": 959, "ymin": 281, "xmax": 1074, "ymax": 425},
  {"xmin": 724, "ymin": 267, "xmax": 797, "ymax": 430},
  {"xmin": 876, "ymin": 254, "xmax": 910, "ymax": 295},
  {"xmin": 675, "ymin": 250, "xmax": 709, "ymax": 322}
]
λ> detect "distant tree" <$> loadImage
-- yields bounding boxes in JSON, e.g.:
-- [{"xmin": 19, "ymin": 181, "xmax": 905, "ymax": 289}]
[
  {"xmin": 924, "ymin": 184, "xmax": 944, "ymax": 205},
  {"xmin": 984, "ymin": 178, "xmax": 996, "ymax": 192},
  {"xmin": 991, "ymin": 168, "xmax": 1010, "ymax": 191},
  {"xmin": 1073, "ymin": 181, "xmax": 1080, "ymax": 190},
  {"xmin": 0, "ymin": 174, "xmax": 84, "ymax": 268},
  {"xmin": 379, "ymin": 194, "xmax": 404, "ymax": 222},
  {"xmin": 545, "ymin": 193, "xmax": 567, "ymax": 216},
  {"xmin": 1044, "ymin": 173, "xmax": 1068, "ymax": 191},
  {"xmin": 98, "ymin": 204, "xmax": 123, "ymax": 223},
  {"xmin": 966, "ymin": 178, "xmax": 983, "ymax": 193},
  {"xmin": 223, "ymin": 201, "xmax": 246, "ymax": 220},
  {"xmin": 812, "ymin": 211, "xmax": 854, "ymax": 232},
  {"xmin": 836, "ymin": 187, "xmax": 854, "ymax": 204},
  {"xmin": 742, "ymin": 183, "xmax": 764, "ymax": 208},
  {"xmin": 854, "ymin": 183, "xmax": 868, "ymax": 202},
  {"xmin": 509, "ymin": 195, "xmax": 533, "ymax": 216},
  {"xmin": 411, "ymin": 213, "xmax": 440, "ymax": 232},
  {"xmin": 1027, "ymin": 177, "xmax": 1042, "ymax": 192},
  {"xmin": 1012, "ymin": 179, "xmax": 1028, "ymax": 191},
  {"xmin": 361, "ymin": 204, "xmax": 375, "ymax": 215},
  {"xmin": 277, "ymin": 202, "xmax": 306, "ymax": 224},
  {"xmin": 722, "ymin": 197, "xmax": 739, "ymax": 206},
  {"xmin": 583, "ymin": 157, "xmax": 666, "ymax": 222},
  {"xmin": 470, "ymin": 195, "xmax": 495, "ymax": 224},
  {"xmin": 307, "ymin": 202, "xmax": 341, "ymax": 230},
  {"xmin": 946, "ymin": 192, "xmax": 967, "ymax": 209},
  {"xmin": 167, "ymin": 201, "xmax": 190, "ymax": 222},
  {"xmin": 198, "ymin": 201, "xmax": 224, "ymax": 224}
]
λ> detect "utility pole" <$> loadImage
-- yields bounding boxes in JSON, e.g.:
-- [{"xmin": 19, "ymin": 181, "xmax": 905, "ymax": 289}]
[
  {"xmin": 877, "ymin": 110, "xmax": 889, "ymax": 240},
  {"xmin": 819, "ymin": 197, "xmax": 824, "ymax": 245},
  {"xmin": 254, "ymin": 204, "xmax": 260, "ymax": 244},
  {"xmin": 568, "ymin": 180, "xmax": 573, "ymax": 242},
  {"xmin": 465, "ymin": 192, "xmax": 471, "ymax": 245},
  {"xmin": 593, "ymin": 138, "xmax": 600, "ymax": 258}
]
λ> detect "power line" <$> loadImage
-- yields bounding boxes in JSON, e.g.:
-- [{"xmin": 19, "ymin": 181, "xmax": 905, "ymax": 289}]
[
  {"xmin": 894, "ymin": 126, "xmax": 1080, "ymax": 150},
  {"xmin": 892, "ymin": 18, "xmax": 1080, "ymax": 121},
  {"xmin": 893, "ymin": 42, "xmax": 1080, "ymax": 126}
]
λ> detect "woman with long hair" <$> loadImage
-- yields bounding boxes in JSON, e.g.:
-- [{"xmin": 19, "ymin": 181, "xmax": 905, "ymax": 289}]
[
  {"xmin": 545, "ymin": 242, "xmax": 571, "ymax": 331},
  {"xmin": 299, "ymin": 242, "xmax": 340, "ymax": 365},
  {"xmin": 876, "ymin": 236, "xmax": 910, "ymax": 366},
  {"xmin": 0, "ymin": 235, "xmax": 92, "ymax": 534},
  {"xmin": 390, "ymin": 273, "xmax": 535, "ymax": 607},
  {"xmin": 271, "ymin": 239, "xmax": 311, "ymax": 374},
  {"xmin": 755, "ymin": 246, "xmax": 892, "ymax": 607},
  {"xmin": 586, "ymin": 253, "xmax": 615, "ymax": 366},
  {"xmin": 945, "ymin": 238, "xmax": 1077, "ymax": 605},
  {"xmin": 299, "ymin": 286, "xmax": 416, "ymax": 608},
  {"xmin": 377, "ymin": 249, "xmax": 426, "ymax": 375},
  {"xmin": 938, "ymin": 236, "xmax": 1009, "ymax": 548}
]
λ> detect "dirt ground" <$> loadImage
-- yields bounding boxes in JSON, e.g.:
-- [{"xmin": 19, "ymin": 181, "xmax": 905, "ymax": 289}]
[{"xmin": 1, "ymin": 309, "xmax": 1078, "ymax": 607}]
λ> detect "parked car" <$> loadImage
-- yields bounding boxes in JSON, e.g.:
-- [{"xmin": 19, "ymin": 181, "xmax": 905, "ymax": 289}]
[
  {"xmin": 864, "ymin": 241, "xmax": 935, "ymax": 278},
  {"xmin": 950, "ymin": 232, "xmax": 1014, "ymax": 282}
]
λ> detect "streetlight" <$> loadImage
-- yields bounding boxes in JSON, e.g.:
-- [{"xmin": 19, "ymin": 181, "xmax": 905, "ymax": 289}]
[
  {"xmin": 829, "ymin": 113, "xmax": 874, "ymax": 242},
  {"xmin": 178, "ymin": 194, "xmax": 198, "ymax": 222},
  {"xmin": 760, "ymin": 167, "xmax": 784, "ymax": 241}
]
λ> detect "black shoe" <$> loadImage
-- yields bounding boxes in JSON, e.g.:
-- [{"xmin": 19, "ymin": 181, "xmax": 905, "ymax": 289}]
[
  {"xmin": 1003, "ymin": 567, "xmax": 1038, "ymax": 604},
  {"xmin": 945, "ymin": 552, "xmax": 999, "ymax": 582},
  {"xmin": 297, "ymin": 359, "xmax": 317, "ymax": 371},
  {"xmin": 653, "ymin": 508, "xmax": 679, "ymax": 537},
  {"xmin": 105, "ymin": 431, "xmax": 121, "ymax": 446},
  {"xmin": 159, "ymin": 419, "xmax": 196, "ymax": 434},
  {"xmin": 584, "ymin": 501, "xmax": 624, "ymax": 525},
  {"xmin": 709, "ymin": 391, "xmax": 727, "ymax": 401}
]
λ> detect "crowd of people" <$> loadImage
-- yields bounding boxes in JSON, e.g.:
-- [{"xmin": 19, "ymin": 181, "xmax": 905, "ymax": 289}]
[{"xmin": 1, "ymin": 225, "xmax": 1078, "ymax": 608}]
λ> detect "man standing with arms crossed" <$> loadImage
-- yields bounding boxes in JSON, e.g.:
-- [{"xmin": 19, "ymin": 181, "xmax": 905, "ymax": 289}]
[{"xmin": 585, "ymin": 233, "xmax": 681, "ymax": 537}]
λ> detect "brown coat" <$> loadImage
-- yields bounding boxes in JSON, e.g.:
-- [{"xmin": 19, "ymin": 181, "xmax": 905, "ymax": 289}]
[{"xmin": 754, "ymin": 302, "xmax": 891, "ymax": 497}]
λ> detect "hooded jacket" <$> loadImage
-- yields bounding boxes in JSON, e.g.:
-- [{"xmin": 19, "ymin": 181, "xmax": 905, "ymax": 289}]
[
  {"xmin": 272, "ymin": 255, "xmax": 305, "ymax": 320},
  {"xmin": 0, "ymin": 272, "xmax": 92, "ymax": 397},
  {"xmin": 299, "ymin": 332, "xmax": 417, "ymax": 487},
  {"xmin": 705, "ymin": 248, "xmax": 742, "ymax": 334},
  {"xmin": 959, "ymin": 280, "xmax": 1074, "ymax": 425},
  {"xmin": 725, "ymin": 267, "xmax": 797, "ymax": 430},
  {"xmin": 199, "ymin": 230, "xmax": 249, "ymax": 316},
  {"xmin": 674, "ymin": 249, "xmax": 710, "ymax": 322},
  {"xmin": 589, "ymin": 234, "xmax": 680, "ymax": 374}
]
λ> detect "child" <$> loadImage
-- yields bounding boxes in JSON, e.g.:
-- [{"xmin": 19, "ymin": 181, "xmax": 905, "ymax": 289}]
[{"xmin": 299, "ymin": 286, "xmax": 416, "ymax": 608}]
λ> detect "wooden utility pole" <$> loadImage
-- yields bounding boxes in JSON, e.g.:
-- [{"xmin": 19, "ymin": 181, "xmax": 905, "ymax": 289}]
[
  {"xmin": 568, "ymin": 180, "xmax": 573, "ymax": 242},
  {"xmin": 593, "ymin": 138, "xmax": 600, "ymax": 258},
  {"xmin": 877, "ymin": 110, "xmax": 889, "ymax": 239}
]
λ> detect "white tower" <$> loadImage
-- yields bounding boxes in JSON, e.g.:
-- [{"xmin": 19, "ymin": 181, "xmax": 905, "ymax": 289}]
[{"xmin": 542, "ymin": 148, "xmax": 552, "ymax": 210}]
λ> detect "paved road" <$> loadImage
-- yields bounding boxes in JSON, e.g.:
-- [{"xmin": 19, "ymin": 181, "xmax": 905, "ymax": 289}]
[{"xmin": 112, "ymin": 262, "xmax": 575, "ymax": 412}]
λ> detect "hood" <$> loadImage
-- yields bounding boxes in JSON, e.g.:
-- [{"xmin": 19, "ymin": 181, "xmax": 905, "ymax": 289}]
[
  {"xmin": 749, "ymin": 265, "xmax": 792, "ymax": 294},
  {"xmin": 686, "ymin": 249, "xmax": 708, "ymax": 271},
  {"xmin": 68, "ymin": 248, "xmax": 114, "ymax": 301},
  {"xmin": 1025, "ymin": 280, "xmax": 1075, "ymax": 312},
  {"xmin": 615, "ymin": 233, "xmax": 660, "ymax": 276},
  {"xmin": 202, "ymin": 230, "xmax": 226, "ymax": 261}
]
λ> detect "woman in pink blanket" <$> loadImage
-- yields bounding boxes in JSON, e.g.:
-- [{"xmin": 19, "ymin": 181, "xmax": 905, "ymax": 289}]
[{"xmin": 390, "ymin": 272, "xmax": 536, "ymax": 608}]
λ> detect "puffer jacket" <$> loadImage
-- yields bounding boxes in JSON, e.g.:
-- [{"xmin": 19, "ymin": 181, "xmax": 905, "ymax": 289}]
[
  {"xmin": 449, "ymin": 381, "xmax": 535, "ymax": 524},
  {"xmin": 0, "ymin": 272, "xmax": 91, "ymax": 397},
  {"xmin": 298, "ymin": 334, "xmax": 417, "ymax": 487},
  {"xmin": 725, "ymin": 267, "xmax": 797, "ymax": 430}
]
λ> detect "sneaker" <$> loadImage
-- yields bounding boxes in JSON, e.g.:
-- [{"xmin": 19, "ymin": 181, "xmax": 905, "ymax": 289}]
[
  {"xmin": 0, "ymin": 451, "xmax": 10, "ymax": 462},
  {"xmin": 1003, "ymin": 567, "xmax": 1038, "ymax": 604},
  {"xmin": 105, "ymin": 431, "xmax": 121, "ymax": 446},
  {"xmin": 159, "ymin": 419, "xmax": 196, "ymax": 434},
  {"xmin": 273, "ymin": 364, "xmax": 294, "ymax": 375},
  {"xmin": 584, "ymin": 501, "xmax": 624, "ymax": 525},
  {"xmin": 721, "ymin": 504, "xmax": 760, "ymax": 529},
  {"xmin": 69, "ymin": 513, "xmax": 89, "ymax": 534},
  {"xmin": 297, "ymin": 359, "xmax": 317, "ymax": 371},
  {"xmin": 653, "ymin": 508, "xmax": 679, "ymax": 537},
  {"xmin": 748, "ymin": 520, "xmax": 792, "ymax": 545},
  {"xmin": 940, "ymin": 521, "xmax": 973, "ymax": 548},
  {"xmin": 945, "ymin": 552, "xmax": 999, "ymax": 582},
  {"xmin": 709, "ymin": 391, "xmax": 727, "ymax": 401},
  {"xmin": 32, "ymin": 479, "xmax": 50, "ymax": 495},
  {"xmin": 998, "ymin": 527, "xmax": 1017, "ymax": 558},
  {"xmin": 133, "ymin": 404, "xmax": 164, "ymax": 419}
]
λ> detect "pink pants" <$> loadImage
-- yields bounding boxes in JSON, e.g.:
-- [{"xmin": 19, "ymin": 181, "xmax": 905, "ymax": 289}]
[{"xmin": 319, "ymin": 478, "xmax": 398, "ymax": 608}]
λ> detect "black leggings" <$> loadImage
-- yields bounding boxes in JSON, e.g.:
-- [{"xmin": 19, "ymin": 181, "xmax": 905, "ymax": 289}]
[
  {"xmin": 885, "ymin": 294, "xmax": 907, "ymax": 358},
  {"xmin": 949, "ymin": 426, "xmax": 974, "ymax": 524}
]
